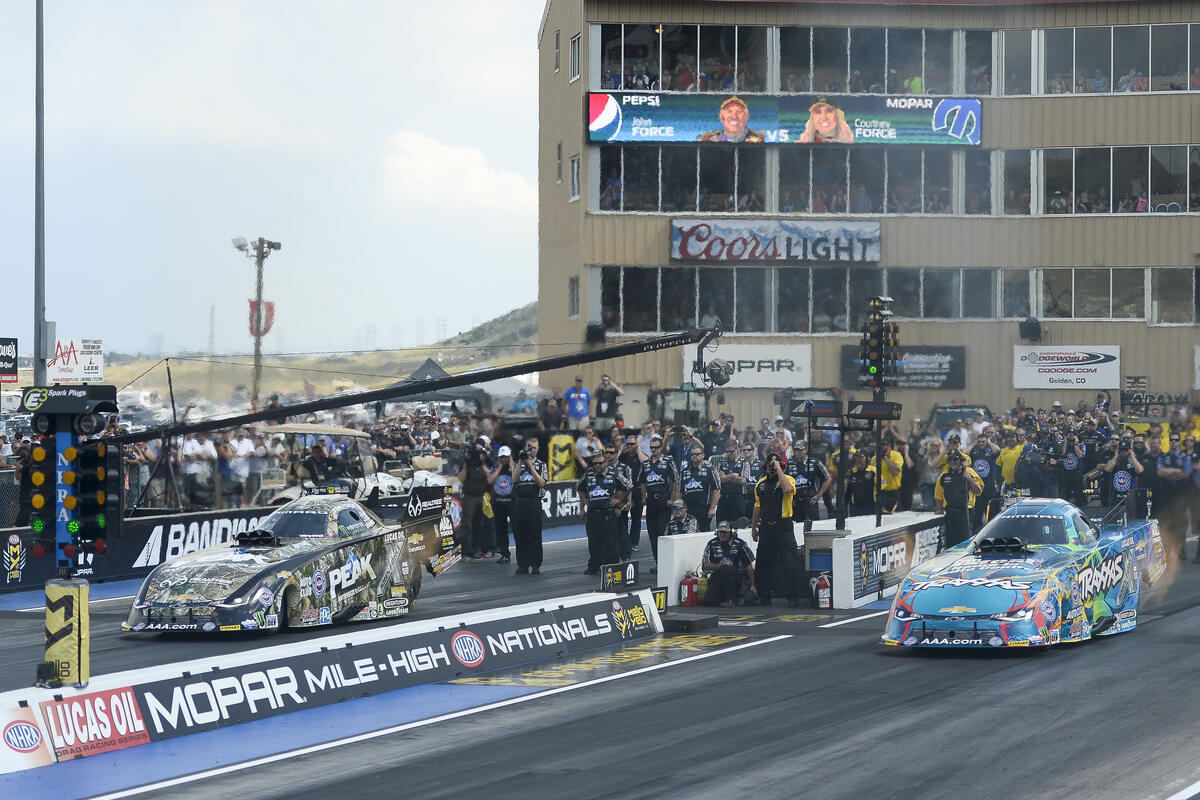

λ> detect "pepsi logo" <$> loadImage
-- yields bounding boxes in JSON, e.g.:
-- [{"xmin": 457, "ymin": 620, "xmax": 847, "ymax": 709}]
[
  {"xmin": 451, "ymin": 630, "xmax": 486, "ymax": 667},
  {"xmin": 3, "ymin": 720, "xmax": 42, "ymax": 753},
  {"xmin": 588, "ymin": 94, "xmax": 623, "ymax": 142}
]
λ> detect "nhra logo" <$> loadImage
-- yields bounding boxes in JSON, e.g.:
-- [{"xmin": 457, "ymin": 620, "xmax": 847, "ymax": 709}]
[
  {"xmin": 3, "ymin": 721, "xmax": 42, "ymax": 753},
  {"xmin": 1077, "ymin": 557, "xmax": 1123, "ymax": 600},
  {"xmin": 450, "ymin": 630, "xmax": 486, "ymax": 667},
  {"xmin": 973, "ymin": 460, "xmax": 991, "ymax": 478},
  {"xmin": 588, "ymin": 94, "xmax": 623, "ymax": 141}
]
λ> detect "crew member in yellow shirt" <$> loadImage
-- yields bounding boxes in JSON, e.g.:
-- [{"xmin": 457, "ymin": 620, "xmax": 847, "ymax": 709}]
[
  {"xmin": 878, "ymin": 438, "xmax": 905, "ymax": 513},
  {"xmin": 995, "ymin": 429, "xmax": 1027, "ymax": 490}
]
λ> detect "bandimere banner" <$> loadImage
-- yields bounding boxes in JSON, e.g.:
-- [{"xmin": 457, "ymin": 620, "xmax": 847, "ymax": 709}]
[
  {"xmin": 671, "ymin": 219, "xmax": 880, "ymax": 263},
  {"xmin": 588, "ymin": 92, "xmax": 981, "ymax": 146}
]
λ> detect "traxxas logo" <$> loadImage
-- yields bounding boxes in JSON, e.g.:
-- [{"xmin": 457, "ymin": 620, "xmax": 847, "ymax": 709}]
[{"xmin": 1076, "ymin": 557, "xmax": 1123, "ymax": 599}]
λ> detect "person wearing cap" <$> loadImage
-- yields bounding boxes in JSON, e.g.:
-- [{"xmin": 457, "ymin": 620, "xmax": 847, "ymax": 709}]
[
  {"xmin": 679, "ymin": 447, "xmax": 721, "ymax": 531},
  {"xmin": 665, "ymin": 499, "xmax": 698, "ymax": 537},
  {"xmin": 592, "ymin": 375, "xmax": 623, "ymax": 437},
  {"xmin": 798, "ymin": 96, "xmax": 854, "ymax": 143},
  {"xmin": 510, "ymin": 438, "xmax": 548, "ymax": 575},
  {"xmin": 697, "ymin": 96, "xmax": 764, "ymax": 143},
  {"xmin": 457, "ymin": 435, "xmax": 495, "ymax": 560},
  {"xmin": 845, "ymin": 450, "xmax": 877, "ymax": 518},
  {"xmin": 751, "ymin": 452, "xmax": 801, "ymax": 607},
  {"xmin": 715, "ymin": 440, "xmax": 750, "ymax": 526},
  {"xmin": 996, "ymin": 429, "xmax": 1027, "ymax": 492},
  {"xmin": 618, "ymin": 434, "xmax": 647, "ymax": 554},
  {"xmin": 968, "ymin": 426, "xmax": 1003, "ymax": 529},
  {"xmin": 740, "ymin": 441, "xmax": 764, "ymax": 521},
  {"xmin": 487, "ymin": 445, "xmax": 518, "ymax": 564},
  {"xmin": 784, "ymin": 438, "xmax": 831, "ymax": 532},
  {"xmin": 701, "ymin": 521, "xmax": 756, "ymax": 607},
  {"xmin": 639, "ymin": 434, "xmax": 679, "ymax": 572},
  {"xmin": 578, "ymin": 449, "xmax": 631, "ymax": 575},
  {"xmin": 936, "ymin": 450, "xmax": 983, "ymax": 547},
  {"xmin": 564, "ymin": 376, "xmax": 592, "ymax": 433}
]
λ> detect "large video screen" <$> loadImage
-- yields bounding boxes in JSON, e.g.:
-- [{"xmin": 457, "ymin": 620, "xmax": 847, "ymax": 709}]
[{"xmin": 587, "ymin": 92, "xmax": 981, "ymax": 146}]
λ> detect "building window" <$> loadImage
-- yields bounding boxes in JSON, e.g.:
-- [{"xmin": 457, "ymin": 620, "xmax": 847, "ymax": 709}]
[
  {"xmin": 1040, "ymin": 268, "xmax": 1147, "ymax": 319},
  {"xmin": 568, "ymin": 276, "xmax": 580, "ymax": 318},
  {"xmin": 1151, "ymin": 268, "xmax": 1199, "ymax": 324},
  {"xmin": 556, "ymin": 142, "xmax": 562, "ymax": 183},
  {"xmin": 555, "ymin": 30, "xmax": 560, "ymax": 73},
  {"xmin": 569, "ymin": 154, "xmax": 580, "ymax": 201},
  {"xmin": 569, "ymin": 34, "xmax": 581, "ymax": 82}
]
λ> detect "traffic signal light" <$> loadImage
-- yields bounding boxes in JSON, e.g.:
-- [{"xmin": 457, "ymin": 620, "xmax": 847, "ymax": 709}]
[
  {"xmin": 861, "ymin": 296, "xmax": 895, "ymax": 392},
  {"xmin": 28, "ymin": 439, "xmax": 54, "ymax": 538},
  {"xmin": 64, "ymin": 440, "xmax": 109, "ymax": 554}
]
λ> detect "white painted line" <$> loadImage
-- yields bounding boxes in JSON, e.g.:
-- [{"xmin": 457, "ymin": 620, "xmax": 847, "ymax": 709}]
[
  {"xmin": 88, "ymin": 634, "xmax": 792, "ymax": 800},
  {"xmin": 818, "ymin": 610, "xmax": 889, "ymax": 628},
  {"xmin": 1163, "ymin": 777, "xmax": 1200, "ymax": 800},
  {"xmin": 16, "ymin": 594, "xmax": 135, "ymax": 612}
]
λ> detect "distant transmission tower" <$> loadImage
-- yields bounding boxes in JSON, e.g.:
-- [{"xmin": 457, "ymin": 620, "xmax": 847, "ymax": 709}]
[
  {"xmin": 416, "ymin": 318, "xmax": 425, "ymax": 346},
  {"xmin": 436, "ymin": 317, "xmax": 447, "ymax": 341},
  {"xmin": 391, "ymin": 323, "xmax": 403, "ymax": 348},
  {"xmin": 364, "ymin": 323, "xmax": 377, "ymax": 350}
]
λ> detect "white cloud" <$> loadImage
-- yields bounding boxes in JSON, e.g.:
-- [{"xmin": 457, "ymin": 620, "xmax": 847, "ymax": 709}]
[{"xmin": 383, "ymin": 131, "xmax": 536, "ymax": 218}]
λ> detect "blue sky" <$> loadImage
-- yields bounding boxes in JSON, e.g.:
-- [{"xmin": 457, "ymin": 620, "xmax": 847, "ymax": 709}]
[{"xmin": 0, "ymin": 1, "xmax": 544, "ymax": 356}]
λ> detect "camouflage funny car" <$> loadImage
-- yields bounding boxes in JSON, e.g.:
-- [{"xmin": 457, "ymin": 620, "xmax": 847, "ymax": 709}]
[{"xmin": 122, "ymin": 488, "xmax": 458, "ymax": 634}]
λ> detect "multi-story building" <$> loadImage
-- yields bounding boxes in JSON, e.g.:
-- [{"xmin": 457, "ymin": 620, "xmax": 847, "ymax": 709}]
[{"xmin": 538, "ymin": 0, "xmax": 1200, "ymax": 428}]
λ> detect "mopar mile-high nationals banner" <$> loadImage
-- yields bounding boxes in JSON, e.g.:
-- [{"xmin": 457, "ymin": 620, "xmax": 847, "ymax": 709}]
[
  {"xmin": 671, "ymin": 219, "xmax": 880, "ymax": 263},
  {"xmin": 588, "ymin": 92, "xmax": 981, "ymax": 145}
]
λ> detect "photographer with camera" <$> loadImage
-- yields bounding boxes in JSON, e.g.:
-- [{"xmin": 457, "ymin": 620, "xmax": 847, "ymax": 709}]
[
  {"xmin": 1103, "ymin": 435, "xmax": 1143, "ymax": 510},
  {"xmin": 1058, "ymin": 426, "xmax": 1088, "ymax": 506},
  {"xmin": 1016, "ymin": 425, "xmax": 1051, "ymax": 497},
  {"xmin": 751, "ymin": 452, "xmax": 801, "ymax": 607},
  {"xmin": 511, "ymin": 439, "xmax": 548, "ymax": 574},
  {"xmin": 487, "ymin": 445, "xmax": 518, "ymax": 564},
  {"xmin": 457, "ymin": 436, "xmax": 495, "ymax": 560},
  {"xmin": 968, "ymin": 427, "xmax": 1002, "ymax": 529},
  {"xmin": 592, "ymin": 375, "xmax": 623, "ymax": 438}
]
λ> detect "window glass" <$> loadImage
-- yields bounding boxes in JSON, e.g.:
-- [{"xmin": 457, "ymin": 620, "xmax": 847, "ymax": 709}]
[
  {"xmin": 886, "ymin": 268, "xmax": 921, "ymax": 316},
  {"xmin": 662, "ymin": 148, "xmax": 697, "ymax": 211},
  {"xmin": 850, "ymin": 28, "xmax": 885, "ymax": 93},
  {"xmin": 811, "ymin": 269, "xmax": 847, "ymax": 331},
  {"xmin": 1003, "ymin": 150, "xmax": 1031, "ymax": 214},
  {"xmin": 1003, "ymin": 270, "xmax": 1031, "ymax": 317},
  {"xmin": 1075, "ymin": 28, "xmax": 1112, "ymax": 93},
  {"xmin": 925, "ymin": 30, "xmax": 953, "ymax": 94},
  {"xmin": 964, "ymin": 151, "xmax": 991, "ymax": 214},
  {"xmin": 601, "ymin": 267, "xmax": 621, "ymax": 330},
  {"xmin": 1150, "ymin": 145, "xmax": 1186, "ymax": 210},
  {"xmin": 1113, "ymin": 26, "xmax": 1149, "ymax": 92},
  {"xmin": 1074, "ymin": 148, "xmax": 1110, "ymax": 213},
  {"xmin": 1043, "ymin": 29, "xmax": 1074, "ymax": 94},
  {"xmin": 737, "ymin": 149, "xmax": 766, "ymax": 212},
  {"xmin": 599, "ymin": 147, "xmax": 621, "ymax": 210},
  {"xmin": 569, "ymin": 34, "xmax": 581, "ymax": 82},
  {"xmin": 813, "ymin": 27, "xmax": 849, "ymax": 93},
  {"xmin": 849, "ymin": 270, "xmax": 883, "ymax": 324},
  {"xmin": 965, "ymin": 31, "xmax": 993, "ymax": 94},
  {"xmin": 735, "ymin": 268, "xmax": 769, "ymax": 332},
  {"xmin": 962, "ymin": 269, "xmax": 997, "ymax": 318},
  {"xmin": 886, "ymin": 150, "xmax": 921, "ymax": 213},
  {"xmin": 737, "ymin": 27, "xmax": 768, "ymax": 91},
  {"xmin": 662, "ymin": 268, "xmax": 697, "ymax": 329},
  {"xmin": 662, "ymin": 24, "xmax": 698, "ymax": 91},
  {"xmin": 778, "ymin": 268, "xmax": 811, "ymax": 332},
  {"xmin": 568, "ymin": 276, "xmax": 580, "ymax": 318},
  {"xmin": 622, "ymin": 268, "xmax": 658, "ymax": 331},
  {"xmin": 699, "ymin": 25, "xmax": 736, "ymax": 92},
  {"xmin": 1113, "ymin": 146, "xmax": 1148, "ymax": 212},
  {"xmin": 699, "ymin": 268, "xmax": 734, "ymax": 328},
  {"xmin": 1192, "ymin": 25, "xmax": 1200, "ymax": 92},
  {"xmin": 1043, "ymin": 149, "xmax": 1073, "ymax": 213},
  {"xmin": 779, "ymin": 149, "xmax": 810, "ymax": 212},
  {"xmin": 569, "ymin": 155, "xmax": 581, "ymax": 201},
  {"xmin": 699, "ymin": 148, "xmax": 735, "ymax": 211},
  {"xmin": 923, "ymin": 150, "xmax": 951, "ymax": 213},
  {"xmin": 1151, "ymin": 268, "xmax": 1194, "ymax": 323},
  {"xmin": 624, "ymin": 25, "xmax": 660, "ymax": 90},
  {"xmin": 1074, "ymin": 268, "xmax": 1110, "ymax": 318},
  {"xmin": 1190, "ymin": 145, "xmax": 1200, "ymax": 212},
  {"xmin": 780, "ymin": 27, "xmax": 812, "ymax": 93},
  {"xmin": 1112, "ymin": 269, "xmax": 1144, "ymax": 319},
  {"xmin": 601, "ymin": 24, "xmax": 624, "ymax": 89},
  {"xmin": 624, "ymin": 147, "xmax": 659, "ymax": 211},
  {"xmin": 850, "ymin": 150, "xmax": 884, "ymax": 213},
  {"xmin": 888, "ymin": 29, "xmax": 923, "ymax": 93},
  {"xmin": 812, "ymin": 148, "xmax": 848, "ymax": 212},
  {"xmin": 1042, "ymin": 269, "xmax": 1073, "ymax": 318},
  {"xmin": 1003, "ymin": 30, "xmax": 1032, "ymax": 94},
  {"xmin": 923, "ymin": 269, "xmax": 961, "ymax": 318},
  {"xmin": 1150, "ymin": 24, "xmax": 1187, "ymax": 91}
]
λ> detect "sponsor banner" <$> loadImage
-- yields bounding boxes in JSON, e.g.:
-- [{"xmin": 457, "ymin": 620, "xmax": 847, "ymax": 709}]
[
  {"xmin": 540, "ymin": 482, "xmax": 582, "ymax": 527},
  {"xmin": 0, "ymin": 706, "xmax": 56, "ymax": 774},
  {"xmin": 853, "ymin": 520, "xmax": 943, "ymax": 600},
  {"xmin": 18, "ymin": 384, "xmax": 117, "ymax": 415},
  {"xmin": 134, "ymin": 595, "xmax": 656, "ymax": 741},
  {"xmin": 1013, "ymin": 346, "xmax": 1120, "ymax": 389},
  {"xmin": 402, "ymin": 485, "xmax": 448, "ymax": 522},
  {"xmin": 671, "ymin": 219, "xmax": 879, "ymax": 263},
  {"xmin": 44, "ymin": 579, "xmax": 90, "ymax": 687},
  {"xmin": 680, "ymin": 344, "xmax": 812, "ymax": 389},
  {"xmin": 45, "ymin": 339, "xmax": 104, "ymax": 385},
  {"xmin": 839, "ymin": 344, "xmax": 966, "ymax": 390},
  {"xmin": 587, "ymin": 92, "xmax": 981, "ymax": 146},
  {"xmin": 36, "ymin": 686, "xmax": 150, "ymax": 760},
  {"xmin": 601, "ymin": 560, "xmax": 640, "ymax": 590},
  {"xmin": 0, "ymin": 338, "xmax": 16, "ymax": 384}
]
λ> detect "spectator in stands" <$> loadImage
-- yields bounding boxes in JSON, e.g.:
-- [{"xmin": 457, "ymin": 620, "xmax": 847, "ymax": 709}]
[
  {"xmin": 564, "ymin": 375, "xmax": 591, "ymax": 432},
  {"xmin": 1117, "ymin": 67, "xmax": 1137, "ymax": 92},
  {"xmin": 181, "ymin": 432, "xmax": 217, "ymax": 507},
  {"xmin": 511, "ymin": 389, "xmax": 536, "ymax": 415},
  {"xmin": 539, "ymin": 391, "xmax": 564, "ymax": 433},
  {"xmin": 1091, "ymin": 68, "xmax": 1109, "ymax": 92},
  {"xmin": 574, "ymin": 425, "xmax": 603, "ymax": 472},
  {"xmin": 592, "ymin": 375, "xmax": 622, "ymax": 439}
]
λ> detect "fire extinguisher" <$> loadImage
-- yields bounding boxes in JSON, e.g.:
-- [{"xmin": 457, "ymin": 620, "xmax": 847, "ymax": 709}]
[
  {"xmin": 680, "ymin": 573, "xmax": 699, "ymax": 607},
  {"xmin": 815, "ymin": 572, "xmax": 832, "ymax": 610}
]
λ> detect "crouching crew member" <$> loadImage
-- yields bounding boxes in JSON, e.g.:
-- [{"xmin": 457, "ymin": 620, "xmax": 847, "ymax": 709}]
[
  {"xmin": 666, "ymin": 498, "xmax": 698, "ymax": 537},
  {"xmin": 936, "ymin": 450, "xmax": 983, "ymax": 548},
  {"xmin": 701, "ymin": 520, "xmax": 755, "ymax": 607},
  {"xmin": 751, "ymin": 452, "xmax": 801, "ymax": 607},
  {"xmin": 578, "ymin": 450, "xmax": 631, "ymax": 575},
  {"xmin": 511, "ymin": 440, "xmax": 548, "ymax": 575}
]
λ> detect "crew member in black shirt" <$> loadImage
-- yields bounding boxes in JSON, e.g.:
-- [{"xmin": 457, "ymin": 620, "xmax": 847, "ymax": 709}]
[
  {"xmin": 678, "ymin": 447, "xmax": 721, "ymax": 530},
  {"xmin": 578, "ymin": 450, "xmax": 631, "ymax": 574},
  {"xmin": 638, "ymin": 435, "xmax": 678, "ymax": 571},
  {"xmin": 751, "ymin": 452, "xmax": 800, "ymax": 607},
  {"xmin": 845, "ymin": 451, "xmax": 876, "ymax": 518},
  {"xmin": 936, "ymin": 450, "xmax": 983, "ymax": 547},
  {"xmin": 969, "ymin": 428, "xmax": 1002, "ymax": 531},
  {"xmin": 1103, "ymin": 438, "xmax": 1143, "ymax": 511},
  {"xmin": 665, "ymin": 498, "xmax": 698, "ymax": 536},
  {"xmin": 701, "ymin": 521, "xmax": 756, "ymax": 607},
  {"xmin": 716, "ymin": 441, "xmax": 750, "ymax": 525},
  {"xmin": 618, "ymin": 434, "xmax": 646, "ymax": 553},
  {"xmin": 741, "ymin": 443, "xmax": 763, "ymax": 520},
  {"xmin": 511, "ymin": 439, "xmax": 548, "ymax": 575},
  {"xmin": 786, "ymin": 439, "xmax": 832, "ymax": 532}
]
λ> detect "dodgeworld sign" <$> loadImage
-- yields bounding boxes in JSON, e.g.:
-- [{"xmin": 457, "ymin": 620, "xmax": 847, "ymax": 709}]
[
  {"xmin": 671, "ymin": 220, "xmax": 880, "ymax": 263},
  {"xmin": 681, "ymin": 344, "xmax": 812, "ymax": 389},
  {"xmin": 1013, "ymin": 346, "xmax": 1120, "ymax": 389},
  {"xmin": 588, "ymin": 92, "xmax": 981, "ymax": 146}
]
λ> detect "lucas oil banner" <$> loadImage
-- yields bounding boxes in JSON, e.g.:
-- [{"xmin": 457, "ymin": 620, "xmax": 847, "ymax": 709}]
[{"xmin": 588, "ymin": 92, "xmax": 981, "ymax": 146}]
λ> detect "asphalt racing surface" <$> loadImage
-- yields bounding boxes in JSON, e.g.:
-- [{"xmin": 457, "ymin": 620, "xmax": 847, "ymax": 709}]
[{"xmin": 7, "ymin": 529, "xmax": 1200, "ymax": 800}]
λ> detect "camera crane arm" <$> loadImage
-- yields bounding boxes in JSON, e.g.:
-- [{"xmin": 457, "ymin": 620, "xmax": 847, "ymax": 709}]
[{"xmin": 109, "ymin": 328, "xmax": 722, "ymax": 445}]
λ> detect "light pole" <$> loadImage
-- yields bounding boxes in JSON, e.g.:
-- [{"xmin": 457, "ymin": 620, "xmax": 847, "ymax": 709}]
[
  {"xmin": 33, "ymin": 0, "xmax": 46, "ymax": 385},
  {"xmin": 232, "ymin": 236, "xmax": 281, "ymax": 410}
]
